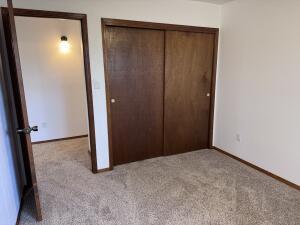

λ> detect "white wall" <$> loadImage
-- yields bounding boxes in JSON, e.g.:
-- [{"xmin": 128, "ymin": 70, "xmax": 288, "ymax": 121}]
[
  {"xmin": 215, "ymin": 0, "xmax": 300, "ymax": 185},
  {"xmin": 15, "ymin": 17, "xmax": 88, "ymax": 142},
  {"xmin": 0, "ymin": 41, "xmax": 22, "ymax": 225},
  {"xmin": 0, "ymin": 0, "xmax": 221, "ymax": 169}
]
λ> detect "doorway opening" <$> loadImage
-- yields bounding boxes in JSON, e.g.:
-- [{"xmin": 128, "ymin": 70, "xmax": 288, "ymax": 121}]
[{"xmin": 1, "ymin": 7, "xmax": 97, "ymax": 221}]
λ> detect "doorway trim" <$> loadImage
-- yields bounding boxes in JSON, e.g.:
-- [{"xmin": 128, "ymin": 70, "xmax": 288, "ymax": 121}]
[
  {"xmin": 102, "ymin": 18, "xmax": 219, "ymax": 169},
  {"xmin": 1, "ymin": 7, "xmax": 98, "ymax": 173}
]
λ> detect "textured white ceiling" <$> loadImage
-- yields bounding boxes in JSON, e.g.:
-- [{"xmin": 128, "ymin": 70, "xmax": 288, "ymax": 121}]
[{"xmin": 192, "ymin": 0, "xmax": 235, "ymax": 5}]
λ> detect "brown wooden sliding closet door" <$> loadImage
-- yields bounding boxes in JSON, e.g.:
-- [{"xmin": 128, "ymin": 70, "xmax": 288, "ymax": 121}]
[
  {"xmin": 105, "ymin": 26, "xmax": 164, "ymax": 165},
  {"xmin": 164, "ymin": 31, "xmax": 215, "ymax": 155}
]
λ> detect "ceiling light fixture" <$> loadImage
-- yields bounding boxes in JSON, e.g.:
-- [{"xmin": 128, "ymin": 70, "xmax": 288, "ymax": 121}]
[{"xmin": 59, "ymin": 36, "xmax": 70, "ymax": 54}]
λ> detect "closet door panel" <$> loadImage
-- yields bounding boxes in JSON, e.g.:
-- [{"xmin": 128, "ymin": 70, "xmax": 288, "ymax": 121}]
[
  {"xmin": 164, "ymin": 31, "xmax": 215, "ymax": 155},
  {"xmin": 105, "ymin": 26, "xmax": 164, "ymax": 165}
]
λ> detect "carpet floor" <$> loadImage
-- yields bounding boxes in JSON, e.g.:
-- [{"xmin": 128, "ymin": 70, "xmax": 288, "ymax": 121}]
[{"xmin": 19, "ymin": 137, "xmax": 300, "ymax": 225}]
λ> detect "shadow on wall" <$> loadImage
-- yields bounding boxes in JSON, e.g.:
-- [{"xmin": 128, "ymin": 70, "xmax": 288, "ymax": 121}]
[{"xmin": 0, "ymin": 32, "xmax": 23, "ymax": 225}]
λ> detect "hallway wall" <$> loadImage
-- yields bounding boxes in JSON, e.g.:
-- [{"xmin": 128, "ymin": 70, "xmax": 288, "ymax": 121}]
[{"xmin": 15, "ymin": 17, "xmax": 88, "ymax": 142}]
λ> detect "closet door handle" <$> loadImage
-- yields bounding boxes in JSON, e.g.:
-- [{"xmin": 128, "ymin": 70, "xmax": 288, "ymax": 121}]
[
  {"xmin": 111, "ymin": 98, "xmax": 116, "ymax": 103},
  {"xmin": 206, "ymin": 93, "xmax": 210, "ymax": 97}
]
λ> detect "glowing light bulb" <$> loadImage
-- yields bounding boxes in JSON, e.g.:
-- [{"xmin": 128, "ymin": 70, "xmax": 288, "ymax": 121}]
[{"xmin": 59, "ymin": 36, "xmax": 70, "ymax": 54}]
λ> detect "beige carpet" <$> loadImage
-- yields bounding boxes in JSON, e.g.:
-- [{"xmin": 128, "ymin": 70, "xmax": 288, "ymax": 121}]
[{"xmin": 20, "ymin": 137, "xmax": 300, "ymax": 225}]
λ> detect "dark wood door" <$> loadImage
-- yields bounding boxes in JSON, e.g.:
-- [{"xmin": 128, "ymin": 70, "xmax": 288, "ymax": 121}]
[
  {"xmin": 104, "ymin": 26, "xmax": 164, "ymax": 165},
  {"xmin": 164, "ymin": 31, "xmax": 215, "ymax": 155},
  {"xmin": 4, "ymin": 0, "xmax": 42, "ymax": 221}
]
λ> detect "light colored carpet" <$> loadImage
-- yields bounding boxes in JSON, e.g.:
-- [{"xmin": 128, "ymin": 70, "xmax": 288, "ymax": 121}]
[{"xmin": 20, "ymin": 137, "xmax": 300, "ymax": 225}]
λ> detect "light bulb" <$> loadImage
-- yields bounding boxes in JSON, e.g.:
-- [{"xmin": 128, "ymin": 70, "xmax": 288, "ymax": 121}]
[{"xmin": 59, "ymin": 36, "xmax": 70, "ymax": 54}]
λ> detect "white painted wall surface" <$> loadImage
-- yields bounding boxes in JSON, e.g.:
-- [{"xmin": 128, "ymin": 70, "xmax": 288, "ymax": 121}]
[
  {"xmin": 0, "ymin": 50, "xmax": 22, "ymax": 225},
  {"xmin": 0, "ymin": 0, "xmax": 221, "ymax": 169},
  {"xmin": 14, "ymin": 17, "xmax": 88, "ymax": 142},
  {"xmin": 215, "ymin": 0, "xmax": 300, "ymax": 184}
]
